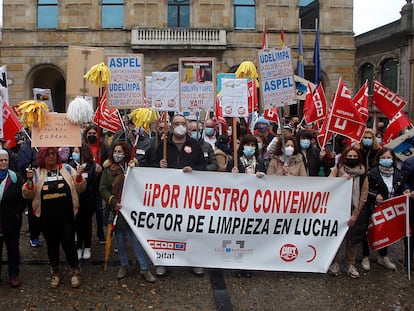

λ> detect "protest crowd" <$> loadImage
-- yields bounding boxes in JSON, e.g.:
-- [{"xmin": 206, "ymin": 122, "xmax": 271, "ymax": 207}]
[{"xmin": 1, "ymin": 97, "xmax": 414, "ymax": 290}]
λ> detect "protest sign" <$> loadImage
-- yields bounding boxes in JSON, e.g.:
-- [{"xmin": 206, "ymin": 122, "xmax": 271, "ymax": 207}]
[
  {"xmin": 152, "ymin": 72, "xmax": 179, "ymax": 111},
  {"xmin": 221, "ymin": 78, "xmax": 248, "ymax": 118},
  {"xmin": 257, "ymin": 47, "xmax": 296, "ymax": 109},
  {"xmin": 32, "ymin": 113, "xmax": 81, "ymax": 147},
  {"xmin": 122, "ymin": 168, "xmax": 352, "ymax": 273},
  {"xmin": 107, "ymin": 54, "xmax": 144, "ymax": 109},
  {"xmin": 179, "ymin": 58, "xmax": 216, "ymax": 112},
  {"xmin": 33, "ymin": 88, "xmax": 54, "ymax": 112}
]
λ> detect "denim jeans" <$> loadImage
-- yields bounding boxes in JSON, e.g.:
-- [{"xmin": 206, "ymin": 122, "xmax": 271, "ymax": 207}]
[{"xmin": 115, "ymin": 225, "xmax": 148, "ymax": 270}]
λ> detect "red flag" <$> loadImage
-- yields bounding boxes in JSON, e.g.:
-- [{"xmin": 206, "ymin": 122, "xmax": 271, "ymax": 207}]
[
  {"xmin": 326, "ymin": 78, "xmax": 366, "ymax": 142},
  {"xmin": 383, "ymin": 111, "xmax": 412, "ymax": 144},
  {"xmin": 261, "ymin": 23, "xmax": 268, "ymax": 50},
  {"xmin": 280, "ymin": 27, "xmax": 285, "ymax": 47},
  {"xmin": 2, "ymin": 102, "xmax": 22, "ymax": 149},
  {"xmin": 264, "ymin": 107, "xmax": 279, "ymax": 123},
  {"xmin": 353, "ymin": 80, "xmax": 369, "ymax": 123},
  {"xmin": 215, "ymin": 96, "xmax": 223, "ymax": 119},
  {"xmin": 303, "ymin": 83, "xmax": 327, "ymax": 124},
  {"xmin": 248, "ymin": 79, "xmax": 258, "ymax": 113},
  {"xmin": 317, "ymin": 118, "xmax": 332, "ymax": 148},
  {"xmin": 373, "ymin": 79, "xmax": 406, "ymax": 119},
  {"xmin": 93, "ymin": 89, "xmax": 122, "ymax": 133},
  {"xmin": 367, "ymin": 195, "xmax": 408, "ymax": 252}
]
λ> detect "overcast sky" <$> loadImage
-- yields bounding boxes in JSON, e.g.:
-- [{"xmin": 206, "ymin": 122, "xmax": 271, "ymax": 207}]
[{"xmin": 353, "ymin": 0, "xmax": 406, "ymax": 35}]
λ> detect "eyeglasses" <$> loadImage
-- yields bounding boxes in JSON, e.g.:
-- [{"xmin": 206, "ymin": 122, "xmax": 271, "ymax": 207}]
[
  {"xmin": 46, "ymin": 152, "xmax": 57, "ymax": 157},
  {"xmin": 0, "ymin": 158, "xmax": 8, "ymax": 162}
]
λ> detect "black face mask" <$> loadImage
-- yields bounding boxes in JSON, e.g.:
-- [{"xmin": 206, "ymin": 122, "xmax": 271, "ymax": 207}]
[
  {"xmin": 87, "ymin": 135, "xmax": 97, "ymax": 144},
  {"xmin": 345, "ymin": 158, "xmax": 359, "ymax": 168}
]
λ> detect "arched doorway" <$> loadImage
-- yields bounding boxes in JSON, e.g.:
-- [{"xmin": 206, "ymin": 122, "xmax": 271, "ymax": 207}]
[{"xmin": 27, "ymin": 65, "xmax": 66, "ymax": 112}]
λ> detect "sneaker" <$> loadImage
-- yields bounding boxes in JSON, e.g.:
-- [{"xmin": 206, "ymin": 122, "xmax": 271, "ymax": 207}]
[
  {"xmin": 10, "ymin": 276, "xmax": 21, "ymax": 288},
  {"xmin": 155, "ymin": 266, "xmax": 167, "ymax": 276},
  {"xmin": 98, "ymin": 237, "xmax": 106, "ymax": 244},
  {"xmin": 192, "ymin": 267, "xmax": 204, "ymax": 276},
  {"xmin": 30, "ymin": 239, "xmax": 41, "ymax": 247},
  {"xmin": 140, "ymin": 270, "xmax": 156, "ymax": 283},
  {"xmin": 377, "ymin": 256, "xmax": 396, "ymax": 270},
  {"xmin": 77, "ymin": 249, "xmax": 83, "ymax": 260},
  {"xmin": 50, "ymin": 273, "xmax": 61, "ymax": 288},
  {"xmin": 82, "ymin": 248, "xmax": 91, "ymax": 260},
  {"xmin": 114, "ymin": 247, "xmax": 118, "ymax": 253},
  {"xmin": 361, "ymin": 257, "xmax": 371, "ymax": 271},
  {"xmin": 345, "ymin": 264, "xmax": 360, "ymax": 278},
  {"xmin": 328, "ymin": 262, "xmax": 340, "ymax": 276},
  {"xmin": 70, "ymin": 273, "xmax": 81, "ymax": 288},
  {"xmin": 117, "ymin": 266, "xmax": 128, "ymax": 279}
]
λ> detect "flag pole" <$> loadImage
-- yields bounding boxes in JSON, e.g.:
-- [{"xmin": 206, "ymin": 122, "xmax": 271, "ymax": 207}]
[{"xmin": 406, "ymin": 194, "xmax": 411, "ymax": 280}]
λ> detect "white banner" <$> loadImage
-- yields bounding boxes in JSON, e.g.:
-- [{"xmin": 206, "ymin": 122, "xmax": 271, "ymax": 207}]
[{"xmin": 122, "ymin": 168, "xmax": 352, "ymax": 273}]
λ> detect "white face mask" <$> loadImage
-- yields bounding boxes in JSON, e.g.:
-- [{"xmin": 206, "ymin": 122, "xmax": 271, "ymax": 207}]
[
  {"xmin": 173, "ymin": 125, "xmax": 187, "ymax": 137},
  {"xmin": 284, "ymin": 146, "xmax": 295, "ymax": 157}
]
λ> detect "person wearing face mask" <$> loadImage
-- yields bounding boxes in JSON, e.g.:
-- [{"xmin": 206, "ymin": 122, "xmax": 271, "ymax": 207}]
[
  {"xmin": 227, "ymin": 134, "xmax": 266, "ymax": 175},
  {"xmin": 69, "ymin": 145, "xmax": 97, "ymax": 261},
  {"xmin": 254, "ymin": 116, "xmax": 276, "ymax": 146},
  {"xmin": 202, "ymin": 119, "xmax": 218, "ymax": 149},
  {"xmin": 328, "ymin": 146, "xmax": 368, "ymax": 279},
  {"xmin": 361, "ymin": 148, "xmax": 406, "ymax": 272},
  {"xmin": 99, "ymin": 141, "xmax": 156, "ymax": 283},
  {"xmin": 254, "ymin": 133, "xmax": 270, "ymax": 172},
  {"xmin": 226, "ymin": 134, "xmax": 265, "ymax": 278},
  {"xmin": 267, "ymin": 134, "xmax": 307, "ymax": 176},
  {"xmin": 188, "ymin": 121, "xmax": 218, "ymax": 172},
  {"xmin": 153, "ymin": 114, "xmax": 206, "ymax": 277},
  {"xmin": 83, "ymin": 124, "xmax": 108, "ymax": 243},
  {"xmin": 357, "ymin": 128, "xmax": 381, "ymax": 170},
  {"xmin": 295, "ymin": 130, "xmax": 324, "ymax": 176}
]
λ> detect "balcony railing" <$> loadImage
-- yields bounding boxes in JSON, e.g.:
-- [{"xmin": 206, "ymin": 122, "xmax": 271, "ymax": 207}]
[{"xmin": 131, "ymin": 27, "xmax": 226, "ymax": 49}]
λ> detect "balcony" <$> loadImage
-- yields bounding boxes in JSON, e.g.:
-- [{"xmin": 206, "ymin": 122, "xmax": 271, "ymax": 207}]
[{"xmin": 131, "ymin": 27, "xmax": 227, "ymax": 50}]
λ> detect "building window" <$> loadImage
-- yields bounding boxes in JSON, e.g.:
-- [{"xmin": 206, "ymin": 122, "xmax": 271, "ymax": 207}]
[
  {"xmin": 299, "ymin": 0, "xmax": 319, "ymax": 30},
  {"xmin": 234, "ymin": 0, "xmax": 256, "ymax": 30},
  {"xmin": 102, "ymin": 0, "xmax": 124, "ymax": 29},
  {"xmin": 168, "ymin": 0, "xmax": 190, "ymax": 27},
  {"xmin": 360, "ymin": 63, "xmax": 374, "ymax": 94},
  {"xmin": 381, "ymin": 58, "xmax": 398, "ymax": 92},
  {"xmin": 38, "ymin": 0, "xmax": 58, "ymax": 29}
]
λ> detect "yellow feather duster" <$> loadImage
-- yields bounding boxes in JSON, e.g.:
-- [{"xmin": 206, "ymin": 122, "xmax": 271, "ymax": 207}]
[
  {"xmin": 128, "ymin": 108, "xmax": 160, "ymax": 133},
  {"xmin": 16, "ymin": 100, "xmax": 50, "ymax": 128},
  {"xmin": 84, "ymin": 62, "xmax": 111, "ymax": 87},
  {"xmin": 235, "ymin": 61, "xmax": 260, "ymax": 87}
]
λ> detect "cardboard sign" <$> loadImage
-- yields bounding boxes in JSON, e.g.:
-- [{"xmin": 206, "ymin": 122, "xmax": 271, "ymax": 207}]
[
  {"xmin": 32, "ymin": 113, "xmax": 81, "ymax": 147},
  {"xmin": 66, "ymin": 46, "xmax": 104, "ymax": 97}
]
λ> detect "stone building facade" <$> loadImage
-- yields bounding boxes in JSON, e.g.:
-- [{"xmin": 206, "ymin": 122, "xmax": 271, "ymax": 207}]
[
  {"xmin": 355, "ymin": 0, "xmax": 414, "ymax": 124},
  {"xmin": 0, "ymin": 0, "xmax": 354, "ymax": 114}
]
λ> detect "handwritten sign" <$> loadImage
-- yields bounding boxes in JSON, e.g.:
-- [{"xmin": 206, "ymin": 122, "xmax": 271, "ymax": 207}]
[
  {"xmin": 179, "ymin": 57, "xmax": 216, "ymax": 113},
  {"xmin": 152, "ymin": 72, "xmax": 179, "ymax": 111},
  {"xmin": 32, "ymin": 113, "xmax": 81, "ymax": 147}
]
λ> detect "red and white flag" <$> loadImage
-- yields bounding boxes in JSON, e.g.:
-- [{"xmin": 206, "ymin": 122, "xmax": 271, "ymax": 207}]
[
  {"xmin": 303, "ymin": 83, "xmax": 327, "ymax": 124},
  {"xmin": 367, "ymin": 195, "xmax": 408, "ymax": 252},
  {"xmin": 353, "ymin": 80, "xmax": 369, "ymax": 123},
  {"xmin": 383, "ymin": 111, "xmax": 412, "ymax": 144},
  {"xmin": 2, "ymin": 102, "xmax": 22, "ymax": 148},
  {"xmin": 93, "ymin": 89, "xmax": 122, "ymax": 133},
  {"xmin": 373, "ymin": 79, "xmax": 407, "ymax": 119},
  {"xmin": 326, "ymin": 78, "xmax": 366, "ymax": 142},
  {"xmin": 248, "ymin": 79, "xmax": 258, "ymax": 114},
  {"xmin": 263, "ymin": 107, "xmax": 279, "ymax": 123}
]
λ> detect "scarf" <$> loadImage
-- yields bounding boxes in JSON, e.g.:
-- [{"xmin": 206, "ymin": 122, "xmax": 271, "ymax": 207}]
[
  {"xmin": 338, "ymin": 165, "xmax": 365, "ymax": 210},
  {"xmin": 240, "ymin": 155, "xmax": 257, "ymax": 174},
  {"xmin": 378, "ymin": 165, "xmax": 394, "ymax": 177},
  {"xmin": 111, "ymin": 162, "xmax": 127, "ymax": 199}
]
